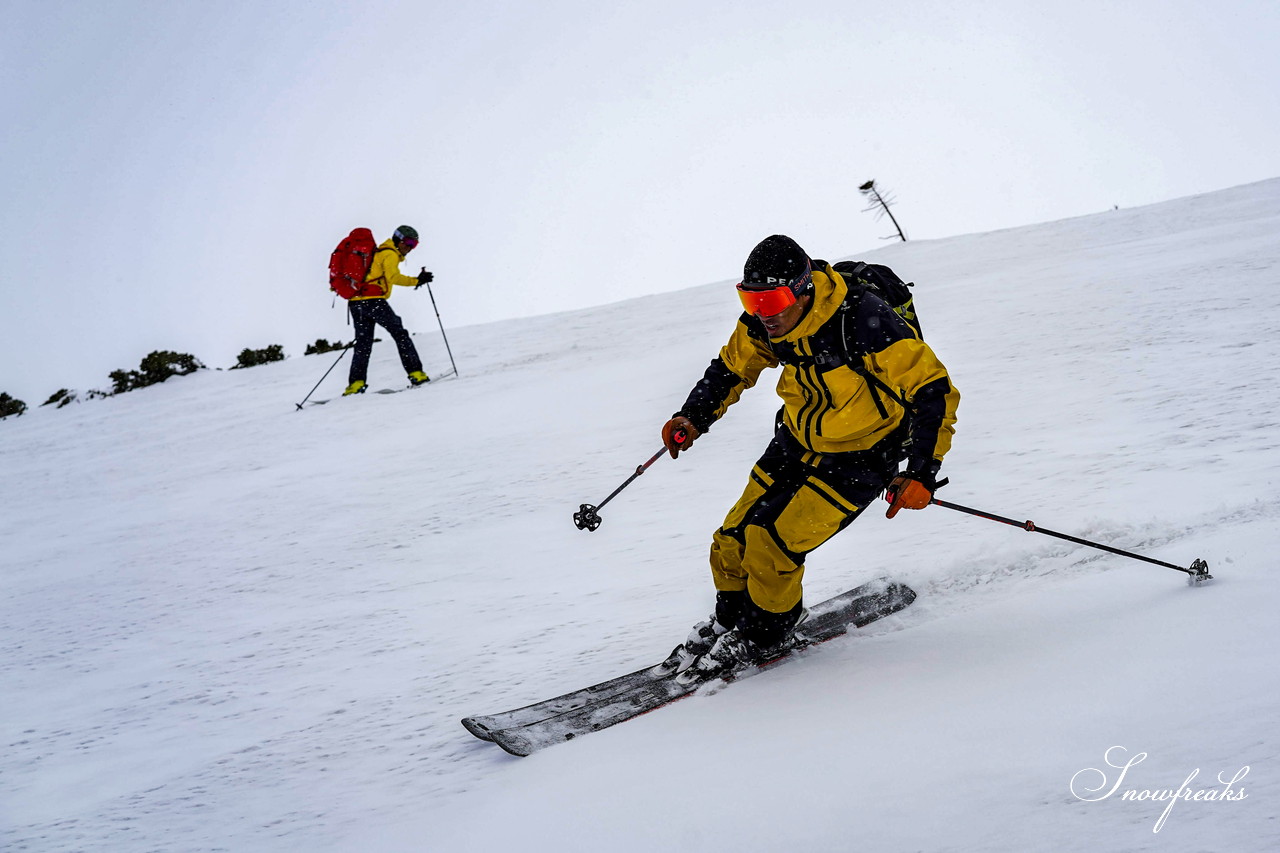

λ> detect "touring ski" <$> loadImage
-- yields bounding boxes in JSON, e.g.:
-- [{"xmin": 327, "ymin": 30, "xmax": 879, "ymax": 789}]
[
  {"xmin": 306, "ymin": 370, "xmax": 457, "ymax": 405},
  {"xmin": 463, "ymin": 577, "xmax": 916, "ymax": 756}
]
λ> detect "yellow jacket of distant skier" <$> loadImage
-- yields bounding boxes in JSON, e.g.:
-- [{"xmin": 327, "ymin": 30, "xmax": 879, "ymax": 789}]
[
  {"xmin": 677, "ymin": 264, "xmax": 959, "ymax": 473},
  {"xmin": 350, "ymin": 239, "xmax": 419, "ymax": 301}
]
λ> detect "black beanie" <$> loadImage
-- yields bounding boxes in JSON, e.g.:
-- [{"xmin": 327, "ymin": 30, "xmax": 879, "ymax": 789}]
[{"xmin": 742, "ymin": 235, "xmax": 811, "ymax": 293}]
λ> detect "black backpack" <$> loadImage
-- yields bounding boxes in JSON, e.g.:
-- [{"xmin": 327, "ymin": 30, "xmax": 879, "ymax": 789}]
[
  {"xmin": 762, "ymin": 259, "xmax": 924, "ymax": 463},
  {"xmin": 831, "ymin": 260, "xmax": 922, "ymax": 338}
]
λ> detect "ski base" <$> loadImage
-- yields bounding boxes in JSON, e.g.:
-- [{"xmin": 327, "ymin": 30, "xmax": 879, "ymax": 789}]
[{"xmin": 463, "ymin": 577, "xmax": 916, "ymax": 756}]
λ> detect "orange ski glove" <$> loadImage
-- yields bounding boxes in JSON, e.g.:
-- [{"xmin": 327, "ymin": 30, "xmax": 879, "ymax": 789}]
[
  {"xmin": 885, "ymin": 473, "xmax": 935, "ymax": 519},
  {"xmin": 661, "ymin": 416, "xmax": 700, "ymax": 459}
]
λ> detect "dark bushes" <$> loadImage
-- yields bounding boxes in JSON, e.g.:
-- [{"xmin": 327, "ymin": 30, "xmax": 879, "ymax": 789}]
[
  {"xmin": 232, "ymin": 344, "xmax": 285, "ymax": 369},
  {"xmin": 0, "ymin": 392, "xmax": 26, "ymax": 419},
  {"xmin": 305, "ymin": 338, "xmax": 350, "ymax": 355},
  {"xmin": 109, "ymin": 350, "xmax": 205, "ymax": 394}
]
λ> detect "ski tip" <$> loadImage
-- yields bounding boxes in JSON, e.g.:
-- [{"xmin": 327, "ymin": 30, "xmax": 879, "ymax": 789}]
[
  {"xmin": 490, "ymin": 730, "xmax": 535, "ymax": 757},
  {"xmin": 461, "ymin": 717, "xmax": 496, "ymax": 742}
]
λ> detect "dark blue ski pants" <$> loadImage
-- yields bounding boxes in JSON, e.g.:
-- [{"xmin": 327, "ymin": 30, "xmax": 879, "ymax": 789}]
[{"xmin": 348, "ymin": 298, "xmax": 423, "ymax": 383}]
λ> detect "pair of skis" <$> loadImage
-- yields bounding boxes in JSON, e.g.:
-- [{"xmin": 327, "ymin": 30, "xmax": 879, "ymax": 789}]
[
  {"xmin": 462, "ymin": 578, "xmax": 917, "ymax": 756},
  {"xmin": 306, "ymin": 369, "xmax": 457, "ymax": 405}
]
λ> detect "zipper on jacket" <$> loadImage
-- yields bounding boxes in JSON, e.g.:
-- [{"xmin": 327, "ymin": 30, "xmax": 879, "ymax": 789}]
[
  {"xmin": 813, "ymin": 363, "xmax": 835, "ymax": 437},
  {"xmin": 792, "ymin": 341, "xmax": 825, "ymax": 443}
]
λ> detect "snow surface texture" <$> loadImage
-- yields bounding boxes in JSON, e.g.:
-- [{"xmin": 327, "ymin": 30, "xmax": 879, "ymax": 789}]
[{"xmin": 3, "ymin": 180, "xmax": 1278, "ymax": 852}]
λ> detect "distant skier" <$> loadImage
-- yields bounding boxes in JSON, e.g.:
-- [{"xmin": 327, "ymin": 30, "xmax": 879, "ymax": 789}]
[
  {"xmin": 343, "ymin": 225, "xmax": 433, "ymax": 396},
  {"xmin": 662, "ymin": 235, "xmax": 959, "ymax": 676}
]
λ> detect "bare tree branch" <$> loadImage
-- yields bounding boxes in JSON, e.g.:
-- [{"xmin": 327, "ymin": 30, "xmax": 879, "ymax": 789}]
[{"xmin": 858, "ymin": 179, "xmax": 907, "ymax": 241}]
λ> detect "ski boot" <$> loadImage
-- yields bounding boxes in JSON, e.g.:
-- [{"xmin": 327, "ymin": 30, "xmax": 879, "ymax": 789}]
[
  {"xmin": 343, "ymin": 380, "xmax": 367, "ymax": 396},
  {"xmin": 674, "ymin": 614, "xmax": 731, "ymax": 673},
  {"xmin": 408, "ymin": 371, "xmax": 430, "ymax": 386},
  {"xmin": 675, "ymin": 608, "xmax": 811, "ymax": 686},
  {"xmin": 676, "ymin": 629, "xmax": 760, "ymax": 685}
]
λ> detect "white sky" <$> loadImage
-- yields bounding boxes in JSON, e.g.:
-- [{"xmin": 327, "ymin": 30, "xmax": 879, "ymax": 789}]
[{"xmin": 2, "ymin": 0, "xmax": 1277, "ymax": 405}]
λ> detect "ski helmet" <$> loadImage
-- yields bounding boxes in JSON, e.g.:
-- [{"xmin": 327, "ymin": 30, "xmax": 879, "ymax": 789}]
[{"xmin": 393, "ymin": 225, "xmax": 419, "ymax": 245}]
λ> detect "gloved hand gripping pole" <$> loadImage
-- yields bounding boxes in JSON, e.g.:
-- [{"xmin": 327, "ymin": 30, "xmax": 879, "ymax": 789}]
[{"xmin": 574, "ymin": 431, "xmax": 686, "ymax": 531}]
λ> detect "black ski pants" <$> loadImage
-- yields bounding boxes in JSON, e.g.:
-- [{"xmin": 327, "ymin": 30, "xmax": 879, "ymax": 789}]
[{"xmin": 348, "ymin": 298, "xmax": 423, "ymax": 383}]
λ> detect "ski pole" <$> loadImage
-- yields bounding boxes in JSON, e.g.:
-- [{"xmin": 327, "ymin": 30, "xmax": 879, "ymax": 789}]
[
  {"xmin": 295, "ymin": 343, "xmax": 354, "ymax": 411},
  {"xmin": 419, "ymin": 269, "xmax": 459, "ymax": 378},
  {"xmin": 928, "ymin": 486, "xmax": 1212, "ymax": 585},
  {"xmin": 574, "ymin": 432, "xmax": 686, "ymax": 531}
]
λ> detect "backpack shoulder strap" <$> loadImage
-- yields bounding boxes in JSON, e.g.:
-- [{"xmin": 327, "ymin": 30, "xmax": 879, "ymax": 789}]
[
  {"xmin": 832, "ymin": 260, "xmax": 869, "ymax": 283},
  {"xmin": 360, "ymin": 245, "xmax": 400, "ymax": 292},
  {"xmin": 837, "ymin": 293, "xmax": 909, "ymax": 417}
]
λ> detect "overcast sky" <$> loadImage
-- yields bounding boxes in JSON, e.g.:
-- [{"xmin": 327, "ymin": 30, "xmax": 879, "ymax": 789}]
[{"xmin": 2, "ymin": 0, "xmax": 1277, "ymax": 406}]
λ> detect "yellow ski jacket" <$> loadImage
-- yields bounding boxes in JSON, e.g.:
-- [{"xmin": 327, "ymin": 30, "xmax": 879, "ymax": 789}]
[
  {"xmin": 350, "ymin": 239, "xmax": 419, "ymax": 301},
  {"xmin": 678, "ymin": 264, "xmax": 959, "ymax": 476}
]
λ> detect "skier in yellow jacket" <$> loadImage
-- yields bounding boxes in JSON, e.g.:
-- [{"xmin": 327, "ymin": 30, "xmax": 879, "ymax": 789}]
[
  {"xmin": 663, "ymin": 235, "xmax": 959, "ymax": 675},
  {"xmin": 343, "ymin": 225, "xmax": 433, "ymax": 396}
]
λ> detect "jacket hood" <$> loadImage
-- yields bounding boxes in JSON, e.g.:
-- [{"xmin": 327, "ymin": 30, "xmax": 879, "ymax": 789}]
[{"xmin": 771, "ymin": 263, "xmax": 848, "ymax": 343}]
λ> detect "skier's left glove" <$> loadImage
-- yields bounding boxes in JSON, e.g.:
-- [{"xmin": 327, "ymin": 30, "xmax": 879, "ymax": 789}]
[
  {"xmin": 416, "ymin": 269, "xmax": 434, "ymax": 287},
  {"xmin": 885, "ymin": 470, "xmax": 936, "ymax": 519}
]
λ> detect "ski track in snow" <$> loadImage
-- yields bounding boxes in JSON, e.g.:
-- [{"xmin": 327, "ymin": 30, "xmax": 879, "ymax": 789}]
[{"xmin": 3, "ymin": 180, "xmax": 1280, "ymax": 852}]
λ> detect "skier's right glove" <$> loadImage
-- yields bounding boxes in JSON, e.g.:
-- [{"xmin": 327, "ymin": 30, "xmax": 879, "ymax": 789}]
[{"xmin": 661, "ymin": 415, "xmax": 700, "ymax": 459}]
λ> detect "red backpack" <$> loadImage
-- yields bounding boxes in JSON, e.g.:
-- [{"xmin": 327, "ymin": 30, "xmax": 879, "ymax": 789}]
[{"xmin": 329, "ymin": 228, "xmax": 386, "ymax": 299}]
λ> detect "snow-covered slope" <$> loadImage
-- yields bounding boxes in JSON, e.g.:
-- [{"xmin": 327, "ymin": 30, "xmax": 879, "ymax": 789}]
[{"xmin": 3, "ymin": 180, "xmax": 1279, "ymax": 852}]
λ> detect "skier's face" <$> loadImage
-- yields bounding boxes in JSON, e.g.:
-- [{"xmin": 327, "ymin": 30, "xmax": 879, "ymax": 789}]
[{"xmin": 760, "ymin": 293, "xmax": 810, "ymax": 337}]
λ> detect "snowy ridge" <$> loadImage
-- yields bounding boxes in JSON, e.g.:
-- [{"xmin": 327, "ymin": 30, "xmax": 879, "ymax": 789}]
[{"xmin": 3, "ymin": 179, "xmax": 1279, "ymax": 852}]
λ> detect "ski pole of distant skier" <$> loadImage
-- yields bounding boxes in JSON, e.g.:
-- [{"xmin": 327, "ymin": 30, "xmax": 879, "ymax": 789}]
[
  {"xmin": 295, "ymin": 343, "xmax": 354, "ymax": 411},
  {"xmin": 574, "ymin": 432, "xmax": 686, "ymax": 531},
  {"xmin": 419, "ymin": 268, "xmax": 459, "ymax": 378},
  {"xmin": 928, "ymin": 484, "xmax": 1212, "ymax": 584}
]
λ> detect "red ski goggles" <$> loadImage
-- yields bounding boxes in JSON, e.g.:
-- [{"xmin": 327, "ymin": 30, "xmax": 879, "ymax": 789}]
[
  {"xmin": 736, "ymin": 264, "xmax": 810, "ymax": 316},
  {"xmin": 736, "ymin": 283, "xmax": 796, "ymax": 317},
  {"xmin": 400, "ymin": 237, "xmax": 419, "ymax": 250}
]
